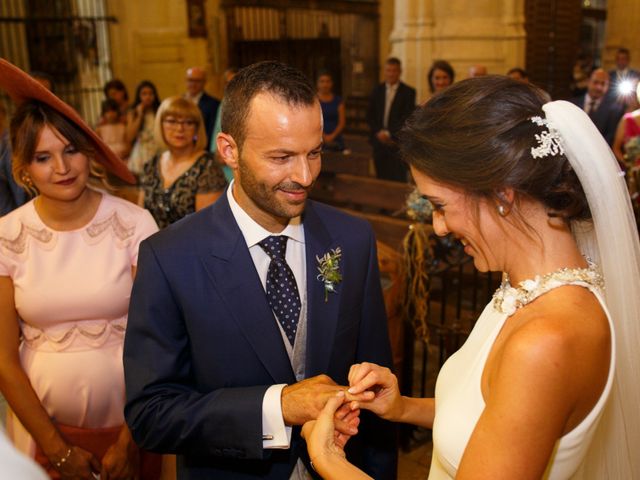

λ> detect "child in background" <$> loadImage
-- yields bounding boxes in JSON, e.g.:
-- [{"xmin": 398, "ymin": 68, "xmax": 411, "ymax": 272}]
[{"xmin": 96, "ymin": 99, "xmax": 130, "ymax": 160}]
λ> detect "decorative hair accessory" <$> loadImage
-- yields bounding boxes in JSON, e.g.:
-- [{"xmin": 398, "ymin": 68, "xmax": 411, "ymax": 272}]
[
  {"xmin": 316, "ymin": 247, "xmax": 342, "ymax": 302},
  {"xmin": 530, "ymin": 115, "xmax": 565, "ymax": 159}
]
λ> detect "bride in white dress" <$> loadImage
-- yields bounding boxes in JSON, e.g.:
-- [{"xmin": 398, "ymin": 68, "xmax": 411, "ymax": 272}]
[{"xmin": 302, "ymin": 77, "xmax": 640, "ymax": 480}]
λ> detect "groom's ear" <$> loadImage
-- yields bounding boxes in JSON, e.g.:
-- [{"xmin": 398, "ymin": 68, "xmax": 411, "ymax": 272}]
[{"xmin": 216, "ymin": 132, "xmax": 239, "ymax": 169}]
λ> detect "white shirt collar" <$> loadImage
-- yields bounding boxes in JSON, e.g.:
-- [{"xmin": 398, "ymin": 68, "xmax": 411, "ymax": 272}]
[
  {"xmin": 185, "ymin": 91, "xmax": 204, "ymax": 105},
  {"xmin": 385, "ymin": 82, "xmax": 399, "ymax": 92},
  {"xmin": 585, "ymin": 93, "xmax": 602, "ymax": 107},
  {"xmin": 226, "ymin": 180, "xmax": 304, "ymax": 248}
]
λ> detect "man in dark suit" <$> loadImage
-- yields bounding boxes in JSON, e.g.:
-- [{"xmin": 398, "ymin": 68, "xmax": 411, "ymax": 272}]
[
  {"xmin": 185, "ymin": 66, "xmax": 220, "ymax": 146},
  {"xmin": 124, "ymin": 61, "xmax": 397, "ymax": 480},
  {"xmin": 608, "ymin": 48, "xmax": 640, "ymax": 93},
  {"xmin": 570, "ymin": 68, "xmax": 625, "ymax": 146},
  {"xmin": 366, "ymin": 57, "xmax": 416, "ymax": 182}
]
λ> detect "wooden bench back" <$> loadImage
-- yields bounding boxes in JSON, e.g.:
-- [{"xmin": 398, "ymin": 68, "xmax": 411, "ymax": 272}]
[{"xmin": 311, "ymin": 173, "xmax": 413, "ymax": 216}]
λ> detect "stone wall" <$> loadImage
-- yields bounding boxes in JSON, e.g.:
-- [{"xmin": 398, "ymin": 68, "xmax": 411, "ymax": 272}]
[
  {"xmin": 383, "ymin": 0, "xmax": 525, "ymax": 103},
  {"xmin": 107, "ymin": 0, "xmax": 226, "ymax": 102}
]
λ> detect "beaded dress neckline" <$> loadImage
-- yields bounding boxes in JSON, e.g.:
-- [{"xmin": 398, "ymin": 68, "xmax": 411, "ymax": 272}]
[{"xmin": 492, "ymin": 264, "xmax": 604, "ymax": 316}]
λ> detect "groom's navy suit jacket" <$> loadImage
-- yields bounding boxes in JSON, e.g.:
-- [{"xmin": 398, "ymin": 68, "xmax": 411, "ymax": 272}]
[{"xmin": 124, "ymin": 193, "xmax": 397, "ymax": 479}]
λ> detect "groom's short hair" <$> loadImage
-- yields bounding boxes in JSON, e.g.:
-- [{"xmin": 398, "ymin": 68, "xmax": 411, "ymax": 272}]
[{"xmin": 220, "ymin": 61, "xmax": 317, "ymax": 150}]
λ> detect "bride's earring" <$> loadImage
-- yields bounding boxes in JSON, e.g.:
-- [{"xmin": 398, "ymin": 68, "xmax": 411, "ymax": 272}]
[{"xmin": 497, "ymin": 204, "xmax": 507, "ymax": 217}]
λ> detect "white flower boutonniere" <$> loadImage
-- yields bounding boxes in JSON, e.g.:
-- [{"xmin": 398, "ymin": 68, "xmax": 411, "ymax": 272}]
[{"xmin": 316, "ymin": 247, "xmax": 342, "ymax": 302}]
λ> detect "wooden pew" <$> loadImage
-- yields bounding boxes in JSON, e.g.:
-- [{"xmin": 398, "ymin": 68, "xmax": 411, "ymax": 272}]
[
  {"xmin": 338, "ymin": 207, "xmax": 411, "ymax": 251},
  {"xmin": 311, "ymin": 172, "xmax": 413, "ymax": 217},
  {"xmin": 344, "ymin": 95, "xmax": 370, "ymax": 135},
  {"xmin": 321, "ymin": 150, "xmax": 372, "ymax": 176}
]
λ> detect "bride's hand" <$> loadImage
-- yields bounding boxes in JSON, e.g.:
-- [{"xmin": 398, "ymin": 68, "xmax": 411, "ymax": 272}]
[
  {"xmin": 302, "ymin": 392, "xmax": 373, "ymax": 480},
  {"xmin": 302, "ymin": 392, "xmax": 353, "ymax": 464},
  {"xmin": 347, "ymin": 362, "xmax": 404, "ymax": 421}
]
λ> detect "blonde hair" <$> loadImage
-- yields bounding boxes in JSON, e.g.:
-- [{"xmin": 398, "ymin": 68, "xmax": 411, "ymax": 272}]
[{"xmin": 154, "ymin": 96, "xmax": 207, "ymax": 151}]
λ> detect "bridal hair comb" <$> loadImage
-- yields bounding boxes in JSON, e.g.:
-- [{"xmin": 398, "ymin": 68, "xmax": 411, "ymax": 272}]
[{"xmin": 530, "ymin": 116, "xmax": 565, "ymax": 159}]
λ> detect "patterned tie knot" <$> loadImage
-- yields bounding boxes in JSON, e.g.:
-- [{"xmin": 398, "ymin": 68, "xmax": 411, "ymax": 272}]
[{"xmin": 259, "ymin": 235, "xmax": 288, "ymax": 261}]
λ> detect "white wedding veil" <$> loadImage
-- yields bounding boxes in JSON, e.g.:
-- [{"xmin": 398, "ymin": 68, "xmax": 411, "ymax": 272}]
[{"xmin": 543, "ymin": 101, "xmax": 640, "ymax": 479}]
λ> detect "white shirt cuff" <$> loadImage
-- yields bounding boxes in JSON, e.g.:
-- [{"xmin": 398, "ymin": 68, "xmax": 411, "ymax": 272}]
[{"xmin": 262, "ymin": 384, "xmax": 291, "ymax": 449}]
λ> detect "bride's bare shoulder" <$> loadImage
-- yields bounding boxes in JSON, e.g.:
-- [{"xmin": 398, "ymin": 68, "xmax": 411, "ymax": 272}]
[
  {"xmin": 508, "ymin": 286, "xmax": 609, "ymax": 349},
  {"xmin": 497, "ymin": 285, "xmax": 610, "ymax": 396}
]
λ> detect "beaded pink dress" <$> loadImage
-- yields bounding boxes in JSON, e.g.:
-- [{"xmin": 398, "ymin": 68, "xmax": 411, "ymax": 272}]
[{"xmin": 0, "ymin": 191, "xmax": 158, "ymax": 457}]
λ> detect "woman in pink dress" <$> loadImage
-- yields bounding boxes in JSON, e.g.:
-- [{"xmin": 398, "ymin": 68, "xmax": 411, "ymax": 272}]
[
  {"xmin": 0, "ymin": 60, "xmax": 159, "ymax": 479},
  {"xmin": 612, "ymin": 83, "xmax": 640, "ymax": 167}
]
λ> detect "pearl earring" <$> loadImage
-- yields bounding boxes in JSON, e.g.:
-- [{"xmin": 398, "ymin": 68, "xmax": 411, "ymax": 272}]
[{"xmin": 497, "ymin": 204, "xmax": 506, "ymax": 217}]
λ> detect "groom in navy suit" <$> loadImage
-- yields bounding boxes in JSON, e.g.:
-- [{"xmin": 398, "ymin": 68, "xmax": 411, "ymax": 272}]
[{"xmin": 124, "ymin": 61, "xmax": 397, "ymax": 479}]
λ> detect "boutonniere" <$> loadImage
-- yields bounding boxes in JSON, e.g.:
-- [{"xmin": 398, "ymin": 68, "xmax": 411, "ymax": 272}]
[{"xmin": 316, "ymin": 247, "xmax": 342, "ymax": 302}]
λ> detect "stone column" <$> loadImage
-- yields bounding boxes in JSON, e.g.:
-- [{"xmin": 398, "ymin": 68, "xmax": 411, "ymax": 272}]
[{"xmin": 381, "ymin": 0, "xmax": 526, "ymax": 103}]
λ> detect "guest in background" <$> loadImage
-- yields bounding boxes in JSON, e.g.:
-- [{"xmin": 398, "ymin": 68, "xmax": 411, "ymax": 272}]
[
  {"xmin": 571, "ymin": 51, "xmax": 593, "ymax": 97},
  {"xmin": 507, "ymin": 67, "xmax": 529, "ymax": 83},
  {"xmin": 608, "ymin": 48, "xmax": 640, "ymax": 98},
  {"xmin": 184, "ymin": 66, "xmax": 220, "ymax": 146},
  {"xmin": 508, "ymin": 68, "xmax": 552, "ymax": 101},
  {"xmin": 96, "ymin": 99, "xmax": 130, "ymax": 160},
  {"xmin": 427, "ymin": 60, "xmax": 455, "ymax": 96},
  {"xmin": 613, "ymin": 81, "xmax": 640, "ymax": 167},
  {"xmin": 468, "ymin": 64, "xmax": 488, "ymax": 77},
  {"xmin": 126, "ymin": 80, "xmax": 161, "ymax": 176},
  {"xmin": 103, "ymin": 79, "xmax": 129, "ymax": 123},
  {"xmin": 317, "ymin": 70, "xmax": 347, "ymax": 153},
  {"xmin": 570, "ymin": 68, "xmax": 625, "ymax": 146},
  {"xmin": 140, "ymin": 96, "xmax": 226, "ymax": 229},
  {"xmin": 0, "ymin": 59, "xmax": 160, "ymax": 479},
  {"xmin": 209, "ymin": 66, "xmax": 238, "ymax": 182},
  {"xmin": 366, "ymin": 57, "xmax": 416, "ymax": 182},
  {"xmin": 0, "ymin": 102, "xmax": 27, "ymax": 216}
]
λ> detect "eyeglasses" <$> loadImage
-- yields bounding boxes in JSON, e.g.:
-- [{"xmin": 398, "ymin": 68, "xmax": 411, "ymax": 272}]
[{"xmin": 162, "ymin": 118, "xmax": 198, "ymax": 129}]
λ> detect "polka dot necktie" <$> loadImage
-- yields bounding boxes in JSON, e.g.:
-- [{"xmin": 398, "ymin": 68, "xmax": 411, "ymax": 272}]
[{"xmin": 259, "ymin": 235, "xmax": 301, "ymax": 346}]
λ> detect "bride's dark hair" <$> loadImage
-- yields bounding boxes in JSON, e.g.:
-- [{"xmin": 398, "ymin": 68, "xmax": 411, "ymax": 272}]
[{"xmin": 399, "ymin": 76, "xmax": 590, "ymax": 224}]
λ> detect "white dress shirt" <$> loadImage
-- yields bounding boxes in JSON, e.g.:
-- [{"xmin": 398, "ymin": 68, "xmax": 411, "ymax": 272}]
[
  {"xmin": 184, "ymin": 91, "xmax": 204, "ymax": 105},
  {"xmin": 226, "ymin": 182, "xmax": 306, "ymax": 449},
  {"xmin": 584, "ymin": 93, "xmax": 601, "ymax": 115},
  {"xmin": 383, "ymin": 82, "xmax": 399, "ymax": 129}
]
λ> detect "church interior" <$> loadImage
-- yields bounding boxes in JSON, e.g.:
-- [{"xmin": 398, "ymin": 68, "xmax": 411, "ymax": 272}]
[{"xmin": 1, "ymin": 0, "xmax": 639, "ymax": 478}]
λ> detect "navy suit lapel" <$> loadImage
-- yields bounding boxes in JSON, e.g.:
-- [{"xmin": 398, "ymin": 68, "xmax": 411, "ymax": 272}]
[
  {"xmin": 303, "ymin": 203, "xmax": 341, "ymax": 376},
  {"xmin": 200, "ymin": 195, "xmax": 296, "ymax": 384}
]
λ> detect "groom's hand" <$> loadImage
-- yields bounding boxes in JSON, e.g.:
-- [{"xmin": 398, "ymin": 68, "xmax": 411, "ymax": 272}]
[{"xmin": 282, "ymin": 375, "xmax": 360, "ymax": 435}]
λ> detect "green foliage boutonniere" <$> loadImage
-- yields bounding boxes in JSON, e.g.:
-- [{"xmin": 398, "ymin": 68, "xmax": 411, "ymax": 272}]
[{"xmin": 316, "ymin": 247, "xmax": 342, "ymax": 302}]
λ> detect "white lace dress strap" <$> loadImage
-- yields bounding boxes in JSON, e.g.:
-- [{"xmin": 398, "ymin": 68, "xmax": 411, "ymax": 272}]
[{"xmin": 492, "ymin": 264, "xmax": 604, "ymax": 316}]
